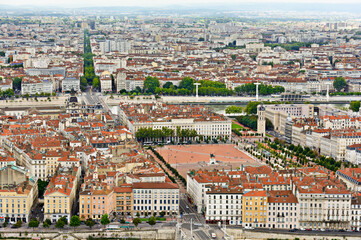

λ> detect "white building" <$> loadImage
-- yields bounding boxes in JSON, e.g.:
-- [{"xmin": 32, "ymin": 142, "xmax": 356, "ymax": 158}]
[
  {"xmin": 351, "ymin": 196, "xmax": 361, "ymax": 231},
  {"xmin": 132, "ymin": 182, "xmax": 179, "ymax": 216},
  {"xmin": 293, "ymin": 177, "xmax": 351, "ymax": 230},
  {"xmin": 267, "ymin": 190, "xmax": 299, "ymax": 229},
  {"xmin": 62, "ymin": 77, "xmax": 80, "ymax": 93},
  {"xmin": 205, "ymin": 186, "xmax": 243, "ymax": 225}
]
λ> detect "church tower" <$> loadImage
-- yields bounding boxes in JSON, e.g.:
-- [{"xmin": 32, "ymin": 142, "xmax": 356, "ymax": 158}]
[{"xmin": 257, "ymin": 104, "xmax": 266, "ymax": 137}]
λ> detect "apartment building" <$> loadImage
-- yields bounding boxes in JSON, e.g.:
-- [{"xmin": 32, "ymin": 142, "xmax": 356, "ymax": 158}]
[
  {"xmin": 293, "ymin": 177, "xmax": 351, "ymax": 230},
  {"xmin": 44, "ymin": 166, "xmax": 80, "ymax": 223},
  {"xmin": 345, "ymin": 144, "xmax": 361, "ymax": 165},
  {"xmin": 260, "ymin": 104, "xmax": 314, "ymax": 135},
  {"xmin": 336, "ymin": 168, "xmax": 361, "ymax": 192},
  {"xmin": 205, "ymin": 186, "xmax": 243, "ymax": 225},
  {"xmin": 0, "ymin": 177, "xmax": 38, "ymax": 223},
  {"xmin": 351, "ymin": 196, "xmax": 361, "ymax": 231},
  {"xmin": 132, "ymin": 182, "xmax": 179, "ymax": 216},
  {"xmin": 242, "ymin": 191, "xmax": 267, "ymax": 228},
  {"xmin": 267, "ymin": 190, "xmax": 299, "ymax": 229},
  {"xmin": 187, "ymin": 173, "xmax": 229, "ymax": 214},
  {"xmin": 114, "ymin": 184, "xmax": 133, "ymax": 217},
  {"xmin": 100, "ymin": 72, "xmax": 113, "ymax": 93},
  {"xmin": 21, "ymin": 78, "xmax": 53, "ymax": 95},
  {"xmin": 62, "ymin": 77, "xmax": 80, "ymax": 93},
  {"xmin": 320, "ymin": 130, "xmax": 361, "ymax": 161},
  {"xmin": 79, "ymin": 185, "xmax": 114, "ymax": 221}
]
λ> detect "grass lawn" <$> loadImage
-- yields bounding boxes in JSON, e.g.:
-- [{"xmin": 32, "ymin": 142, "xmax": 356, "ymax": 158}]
[{"xmin": 232, "ymin": 122, "xmax": 244, "ymax": 130}]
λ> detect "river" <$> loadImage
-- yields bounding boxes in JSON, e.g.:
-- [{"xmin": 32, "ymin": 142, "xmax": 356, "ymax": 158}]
[{"xmin": 208, "ymin": 103, "xmax": 349, "ymax": 115}]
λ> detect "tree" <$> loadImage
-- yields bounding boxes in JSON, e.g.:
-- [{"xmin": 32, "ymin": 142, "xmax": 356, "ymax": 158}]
[
  {"xmin": 231, "ymin": 54, "xmax": 237, "ymax": 61},
  {"xmin": 100, "ymin": 214, "xmax": 110, "ymax": 227},
  {"xmin": 85, "ymin": 218, "xmax": 95, "ymax": 229},
  {"xmin": 163, "ymin": 81, "xmax": 174, "ymax": 89},
  {"xmin": 37, "ymin": 179, "xmax": 49, "ymax": 198},
  {"xmin": 28, "ymin": 219, "xmax": 39, "ymax": 230},
  {"xmin": 120, "ymin": 218, "xmax": 126, "ymax": 224},
  {"xmin": 59, "ymin": 216, "xmax": 68, "ymax": 225},
  {"xmin": 69, "ymin": 215, "xmax": 81, "ymax": 229},
  {"xmin": 350, "ymin": 101, "xmax": 360, "ymax": 112},
  {"xmin": 13, "ymin": 77, "xmax": 22, "ymax": 91},
  {"xmin": 44, "ymin": 219, "xmax": 51, "ymax": 226},
  {"xmin": 178, "ymin": 77, "xmax": 194, "ymax": 91},
  {"xmin": 333, "ymin": 77, "xmax": 347, "ymax": 92},
  {"xmin": 143, "ymin": 76, "xmax": 160, "ymax": 94},
  {"xmin": 133, "ymin": 218, "xmax": 141, "ymax": 229},
  {"xmin": 43, "ymin": 222, "xmax": 50, "ymax": 228},
  {"xmin": 160, "ymin": 211, "xmax": 166, "ymax": 217},
  {"xmin": 148, "ymin": 216, "xmax": 156, "ymax": 227},
  {"xmin": 245, "ymin": 101, "xmax": 260, "ymax": 115},
  {"xmin": 136, "ymin": 212, "xmax": 140, "ymax": 217},
  {"xmin": 55, "ymin": 219, "xmax": 65, "ymax": 229},
  {"xmin": 14, "ymin": 220, "xmax": 22, "ymax": 228},
  {"xmin": 92, "ymin": 76, "xmax": 100, "ymax": 89}
]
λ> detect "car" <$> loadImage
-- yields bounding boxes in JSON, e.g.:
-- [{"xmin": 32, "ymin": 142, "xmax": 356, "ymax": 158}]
[
  {"xmin": 289, "ymin": 228, "xmax": 297, "ymax": 232},
  {"xmin": 320, "ymin": 228, "xmax": 325, "ymax": 232},
  {"xmin": 339, "ymin": 229, "xmax": 346, "ymax": 232},
  {"xmin": 300, "ymin": 228, "xmax": 306, "ymax": 231},
  {"xmin": 211, "ymin": 233, "xmax": 216, "ymax": 238},
  {"xmin": 305, "ymin": 228, "xmax": 312, "ymax": 231},
  {"xmin": 244, "ymin": 226, "xmax": 254, "ymax": 230},
  {"xmin": 186, "ymin": 206, "xmax": 189, "ymax": 209}
]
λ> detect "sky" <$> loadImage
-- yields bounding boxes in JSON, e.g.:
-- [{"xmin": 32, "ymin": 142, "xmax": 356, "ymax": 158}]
[{"xmin": 0, "ymin": 0, "xmax": 361, "ymax": 8}]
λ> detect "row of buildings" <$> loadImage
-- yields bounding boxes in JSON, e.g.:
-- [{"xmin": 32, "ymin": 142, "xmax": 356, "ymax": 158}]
[{"xmin": 188, "ymin": 165, "xmax": 361, "ymax": 231}]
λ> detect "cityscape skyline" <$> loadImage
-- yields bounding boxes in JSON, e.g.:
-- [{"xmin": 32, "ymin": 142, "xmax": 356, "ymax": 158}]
[{"xmin": 1, "ymin": 0, "xmax": 361, "ymax": 7}]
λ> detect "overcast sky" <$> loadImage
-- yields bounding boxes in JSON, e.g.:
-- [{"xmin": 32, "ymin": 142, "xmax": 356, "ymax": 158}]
[{"xmin": 1, "ymin": 0, "xmax": 361, "ymax": 7}]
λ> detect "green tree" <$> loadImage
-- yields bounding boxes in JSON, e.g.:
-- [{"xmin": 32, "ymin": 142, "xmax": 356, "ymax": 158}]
[
  {"xmin": 37, "ymin": 180, "xmax": 49, "ymax": 198},
  {"xmin": 178, "ymin": 77, "xmax": 194, "ymax": 91},
  {"xmin": 350, "ymin": 101, "xmax": 360, "ymax": 112},
  {"xmin": 14, "ymin": 220, "xmax": 22, "ymax": 228},
  {"xmin": 231, "ymin": 54, "xmax": 237, "ymax": 60},
  {"xmin": 55, "ymin": 219, "xmax": 65, "ymax": 229},
  {"xmin": 69, "ymin": 215, "xmax": 81, "ymax": 229},
  {"xmin": 245, "ymin": 101, "xmax": 260, "ymax": 114},
  {"xmin": 13, "ymin": 77, "xmax": 22, "ymax": 91},
  {"xmin": 160, "ymin": 211, "xmax": 166, "ymax": 217},
  {"xmin": 92, "ymin": 76, "xmax": 100, "ymax": 89},
  {"xmin": 133, "ymin": 218, "xmax": 141, "ymax": 229},
  {"xmin": 100, "ymin": 214, "xmax": 110, "ymax": 227},
  {"xmin": 28, "ymin": 219, "xmax": 39, "ymax": 230},
  {"xmin": 148, "ymin": 216, "xmax": 156, "ymax": 227},
  {"xmin": 59, "ymin": 216, "xmax": 68, "ymax": 225},
  {"xmin": 163, "ymin": 81, "xmax": 174, "ymax": 89},
  {"xmin": 333, "ymin": 77, "xmax": 347, "ymax": 92},
  {"xmin": 85, "ymin": 218, "xmax": 95, "ymax": 229},
  {"xmin": 44, "ymin": 219, "xmax": 52, "ymax": 226},
  {"xmin": 143, "ymin": 76, "xmax": 160, "ymax": 94}
]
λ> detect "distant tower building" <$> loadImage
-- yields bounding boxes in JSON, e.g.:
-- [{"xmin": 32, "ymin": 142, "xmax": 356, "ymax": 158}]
[
  {"xmin": 89, "ymin": 21, "xmax": 96, "ymax": 30},
  {"xmin": 257, "ymin": 104, "xmax": 266, "ymax": 136},
  {"xmin": 284, "ymin": 113, "xmax": 293, "ymax": 144}
]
